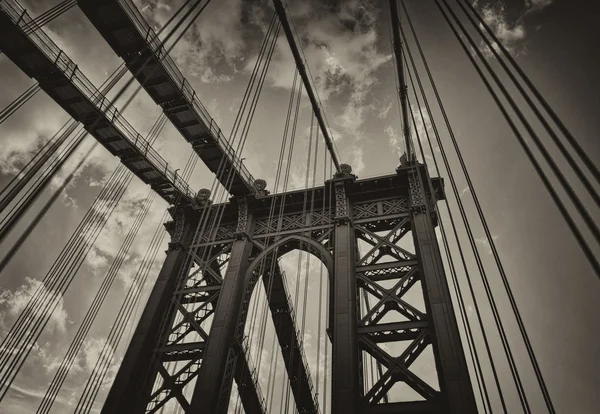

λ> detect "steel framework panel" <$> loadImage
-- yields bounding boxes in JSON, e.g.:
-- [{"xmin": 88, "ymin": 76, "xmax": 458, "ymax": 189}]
[
  {"xmin": 102, "ymin": 164, "xmax": 475, "ymax": 413},
  {"xmin": 0, "ymin": 0, "xmax": 196, "ymax": 205},
  {"xmin": 78, "ymin": 0, "xmax": 257, "ymax": 196}
]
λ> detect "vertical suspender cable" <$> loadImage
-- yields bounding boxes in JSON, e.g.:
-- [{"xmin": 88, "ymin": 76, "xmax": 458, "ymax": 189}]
[
  {"xmin": 397, "ymin": 1, "xmax": 510, "ymax": 411},
  {"xmin": 434, "ymin": 0, "xmax": 600, "ymax": 279},
  {"xmin": 458, "ymin": 0, "xmax": 600, "ymax": 187},
  {"xmin": 0, "ymin": 0, "xmax": 207, "ymax": 397},
  {"xmin": 0, "ymin": 83, "xmax": 40, "ymax": 124},
  {"xmin": 407, "ymin": 1, "xmax": 557, "ymax": 411}
]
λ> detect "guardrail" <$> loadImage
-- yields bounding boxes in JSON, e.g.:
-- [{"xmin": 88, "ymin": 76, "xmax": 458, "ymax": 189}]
[
  {"xmin": 0, "ymin": 0, "xmax": 196, "ymax": 204},
  {"xmin": 240, "ymin": 336, "xmax": 269, "ymax": 413},
  {"xmin": 115, "ymin": 0, "xmax": 256, "ymax": 193},
  {"xmin": 278, "ymin": 265, "xmax": 321, "ymax": 413}
]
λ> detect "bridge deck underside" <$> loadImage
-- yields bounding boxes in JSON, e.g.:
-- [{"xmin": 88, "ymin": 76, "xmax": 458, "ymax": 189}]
[
  {"xmin": 0, "ymin": 2, "xmax": 195, "ymax": 205},
  {"xmin": 78, "ymin": 0, "xmax": 255, "ymax": 197},
  {"xmin": 262, "ymin": 263, "xmax": 319, "ymax": 414}
]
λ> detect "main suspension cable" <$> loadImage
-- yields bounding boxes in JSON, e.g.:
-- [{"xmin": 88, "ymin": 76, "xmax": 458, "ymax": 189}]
[
  {"xmin": 0, "ymin": 83, "xmax": 40, "ymax": 124},
  {"xmin": 35, "ymin": 115, "xmax": 166, "ymax": 413},
  {"xmin": 406, "ymin": 1, "xmax": 556, "ymax": 411},
  {"xmin": 435, "ymin": 0, "xmax": 600, "ymax": 279},
  {"xmin": 400, "ymin": 1, "xmax": 513, "ymax": 410},
  {"xmin": 459, "ymin": 0, "xmax": 600, "ymax": 187}
]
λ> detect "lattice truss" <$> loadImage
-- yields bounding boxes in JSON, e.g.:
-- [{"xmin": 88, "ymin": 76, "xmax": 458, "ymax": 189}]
[
  {"xmin": 353, "ymin": 199, "xmax": 441, "ymax": 407},
  {"xmin": 254, "ymin": 208, "xmax": 333, "ymax": 238},
  {"xmin": 223, "ymin": 223, "xmax": 335, "ymax": 414},
  {"xmin": 145, "ymin": 242, "xmax": 231, "ymax": 413}
]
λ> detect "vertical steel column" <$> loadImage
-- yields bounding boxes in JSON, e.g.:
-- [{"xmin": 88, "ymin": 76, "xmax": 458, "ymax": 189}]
[
  {"xmin": 101, "ymin": 207, "xmax": 197, "ymax": 414},
  {"xmin": 407, "ymin": 166, "xmax": 478, "ymax": 413},
  {"xmin": 190, "ymin": 197, "xmax": 255, "ymax": 414},
  {"xmin": 331, "ymin": 175, "xmax": 361, "ymax": 414}
]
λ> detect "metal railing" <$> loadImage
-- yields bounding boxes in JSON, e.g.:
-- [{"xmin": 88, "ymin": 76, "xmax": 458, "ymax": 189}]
[
  {"xmin": 278, "ymin": 265, "xmax": 321, "ymax": 413},
  {"xmin": 240, "ymin": 336, "xmax": 269, "ymax": 413},
  {"xmin": 115, "ymin": 0, "xmax": 256, "ymax": 193},
  {"xmin": 0, "ymin": 0, "xmax": 196, "ymax": 204}
]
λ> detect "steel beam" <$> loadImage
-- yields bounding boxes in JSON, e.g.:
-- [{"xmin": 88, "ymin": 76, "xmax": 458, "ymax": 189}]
[
  {"xmin": 406, "ymin": 166, "xmax": 478, "ymax": 413},
  {"xmin": 0, "ymin": 0, "xmax": 196, "ymax": 205},
  {"xmin": 272, "ymin": 0, "xmax": 342, "ymax": 173},
  {"xmin": 262, "ymin": 264, "xmax": 318, "ymax": 413},
  {"xmin": 330, "ymin": 178, "xmax": 361, "ymax": 413},
  {"xmin": 101, "ymin": 209, "xmax": 198, "ymax": 413},
  {"xmin": 190, "ymin": 202, "xmax": 256, "ymax": 413},
  {"xmin": 78, "ymin": 0, "xmax": 257, "ymax": 196}
]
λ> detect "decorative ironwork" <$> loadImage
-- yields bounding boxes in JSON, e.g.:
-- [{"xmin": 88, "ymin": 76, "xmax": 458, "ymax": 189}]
[
  {"xmin": 195, "ymin": 188, "xmax": 212, "ymax": 207},
  {"xmin": 253, "ymin": 209, "xmax": 332, "ymax": 236},
  {"xmin": 281, "ymin": 212, "xmax": 306, "ymax": 231},
  {"xmin": 216, "ymin": 225, "xmax": 236, "ymax": 241},
  {"xmin": 408, "ymin": 168, "xmax": 427, "ymax": 214},
  {"xmin": 311, "ymin": 208, "xmax": 332, "ymax": 226},
  {"xmin": 381, "ymin": 198, "xmax": 409, "ymax": 215},
  {"xmin": 253, "ymin": 178, "xmax": 270, "ymax": 197},
  {"xmin": 333, "ymin": 163, "xmax": 356, "ymax": 179},
  {"xmin": 235, "ymin": 198, "xmax": 248, "ymax": 235},
  {"xmin": 334, "ymin": 182, "xmax": 348, "ymax": 221},
  {"xmin": 254, "ymin": 218, "xmax": 278, "ymax": 235},
  {"xmin": 353, "ymin": 201, "xmax": 379, "ymax": 220},
  {"xmin": 168, "ymin": 208, "xmax": 186, "ymax": 249}
]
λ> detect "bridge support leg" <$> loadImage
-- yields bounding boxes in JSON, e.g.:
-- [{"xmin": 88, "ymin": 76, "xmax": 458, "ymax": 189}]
[
  {"xmin": 331, "ymin": 179, "xmax": 361, "ymax": 414},
  {"xmin": 190, "ymin": 199, "xmax": 254, "ymax": 414},
  {"xmin": 408, "ymin": 167, "xmax": 478, "ymax": 413},
  {"xmin": 101, "ymin": 208, "xmax": 197, "ymax": 414}
]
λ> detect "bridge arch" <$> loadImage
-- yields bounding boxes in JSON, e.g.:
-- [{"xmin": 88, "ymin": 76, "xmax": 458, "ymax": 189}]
[
  {"xmin": 245, "ymin": 234, "xmax": 333, "ymax": 285},
  {"xmin": 234, "ymin": 234, "xmax": 334, "ymax": 343}
]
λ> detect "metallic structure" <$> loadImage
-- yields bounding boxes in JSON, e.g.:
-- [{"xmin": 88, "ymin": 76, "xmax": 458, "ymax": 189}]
[
  {"xmin": 103, "ymin": 164, "xmax": 478, "ymax": 414},
  {"xmin": 0, "ymin": 0, "xmax": 479, "ymax": 412}
]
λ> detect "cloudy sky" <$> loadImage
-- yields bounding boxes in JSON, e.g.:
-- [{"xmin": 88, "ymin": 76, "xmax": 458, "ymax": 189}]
[{"xmin": 0, "ymin": 0, "xmax": 599, "ymax": 412}]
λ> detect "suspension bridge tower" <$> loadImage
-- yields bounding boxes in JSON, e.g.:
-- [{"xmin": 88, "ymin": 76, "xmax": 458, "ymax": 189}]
[
  {"xmin": 75, "ymin": 0, "xmax": 478, "ymax": 412},
  {"xmin": 101, "ymin": 159, "xmax": 477, "ymax": 414},
  {"xmin": 10, "ymin": 0, "xmax": 590, "ymax": 411}
]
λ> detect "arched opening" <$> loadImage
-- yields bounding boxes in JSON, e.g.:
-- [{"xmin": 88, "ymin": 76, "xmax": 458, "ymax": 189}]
[{"xmin": 228, "ymin": 235, "xmax": 333, "ymax": 413}]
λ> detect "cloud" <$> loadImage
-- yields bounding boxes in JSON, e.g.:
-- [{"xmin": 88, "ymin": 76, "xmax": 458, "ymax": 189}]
[
  {"xmin": 263, "ymin": 0, "xmax": 391, "ymax": 139},
  {"xmin": 139, "ymin": 0, "xmax": 245, "ymax": 84},
  {"xmin": 385, "ymin": 125, "xmax": 402, "ymax": 155},
  {"xmin": 343, "ymin": 145, "xmax": 365, "ymax": 175},
  {"xmin": 387, "ymin": 104, "xmax": 436, "ymax": 162},
  {"xmin": 525, "ymin": 0, "xmax": 555, "ymax": 12},
  {"xmin": 0, "ymin": 277, "xmax": 70, "ymax": 335},
  {"xmin": 377, "ymin": 99, "xmax": 393, "ymax": 119},
  {"xmin": 474, "ymin": 0, "xmax": 554, "ymax": 59},
  {"xmin": 475, "ymin": 234, "xmax": 499, "ymax": 255},
  {"xmin": 478, "ymin": 3, "xmax": 526, "ymax": 57}
]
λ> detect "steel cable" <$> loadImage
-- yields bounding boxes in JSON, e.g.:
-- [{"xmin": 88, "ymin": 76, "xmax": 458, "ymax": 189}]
[
  {"xmin": 403, "ymin": 46, "xmax": 491, "ymax": 413},
  {"xmin": 403, "ymin": 3, "xmax": 529, "ymax": 412},
  {"xmin": 0, "ymin": 82, "xmax": 40, "ymax": 124},
  {"xmin": 435, "ymin": 0, "xmax": 600, "ymax": 279},
  {"xmin": 459, "ymin": 0, "xmax": 600, "ymax": 188},
  {"xmin": 0, "ymin": 163, "xmax": 130, "ymax": 400},
  {"xmin": 0, "ymin": 0, "xmax": 211, "ymax": 404},
  {"xmin": 35, "ymin": 114, "xmax": 166, "ymax": 413},
  {"xmin": 408, "ymin": 1, "xmax": 558, "ymax": 411}
]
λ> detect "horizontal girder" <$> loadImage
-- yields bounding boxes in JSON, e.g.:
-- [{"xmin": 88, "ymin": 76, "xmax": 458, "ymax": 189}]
[
  {"xmin": 0, "ymin": 0, "xmax": 197, "ymax": 206},
  {"xmin": 78, "ymin": 0, "xmax": 257, "ymax": 197}
]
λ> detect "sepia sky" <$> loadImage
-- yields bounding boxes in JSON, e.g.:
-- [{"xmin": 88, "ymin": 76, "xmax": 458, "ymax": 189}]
[{"xmin": 0, "ymin": 0, "xmax": 599, "ymax": 412}]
